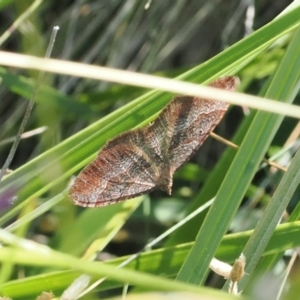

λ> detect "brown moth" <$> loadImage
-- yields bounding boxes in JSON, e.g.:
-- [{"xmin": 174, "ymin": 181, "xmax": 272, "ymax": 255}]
[{"xmin": 69, "ymin": 76, "xmax": 237, "ymax": 207}]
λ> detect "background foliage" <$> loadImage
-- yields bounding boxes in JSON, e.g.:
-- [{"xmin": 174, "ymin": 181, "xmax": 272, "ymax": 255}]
[{"xmin": 0, "ymin": 0, "xmax": 300, "ymax": 299}]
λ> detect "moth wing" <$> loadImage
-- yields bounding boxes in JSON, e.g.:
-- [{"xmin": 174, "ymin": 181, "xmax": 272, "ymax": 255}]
[
  {"xmin": 69, "ymin": 133, "xmax": 159, "ymax": 207},
  {"xmin": 163, "ymin": 77, "xmax": 236, "ymax": 170}
]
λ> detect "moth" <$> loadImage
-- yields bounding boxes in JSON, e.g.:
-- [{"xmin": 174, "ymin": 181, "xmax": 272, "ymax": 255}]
[{"xmin": 69, "ymin": 76, "xmax": 237, "ymax": 207}]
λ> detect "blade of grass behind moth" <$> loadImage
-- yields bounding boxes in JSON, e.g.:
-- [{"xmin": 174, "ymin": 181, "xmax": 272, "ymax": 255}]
[
  {"xmin": 166, "ymin": 109, "xmax": 256, "ymax": 246},
  {"xmin": 56, "ymin": 196, "xmax": 144, "ymax": 256},
  {"xmin": 0, "ymin": 5, "xmax": 299, "ymax": 224},
  {"xmin": 0, "ymin": 67, "xmax": 95, "ymax": 117},
  {"xmin": 176, "ymin": 20, "xmax": 300, "ymax": 285}
]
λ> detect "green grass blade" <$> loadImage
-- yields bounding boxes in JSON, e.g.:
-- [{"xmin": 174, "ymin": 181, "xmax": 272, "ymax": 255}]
[
  {"xmin": 0, "ymin": 229, "xmax": 236, "ymax": 300},
  {"xmin": 239, "ymin": 147, "xmax": 300, "ymax": 291},
  {"xmin": 235, "ymin": 24, "xmax": 300, "ymax": 291},
  {"xmin": 176, "ymin": 12, "xmax": 300, "ymax": 285},
  {"xmin": 0, "ymin": 221, "xmax": 299, "ymax": 298}
]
